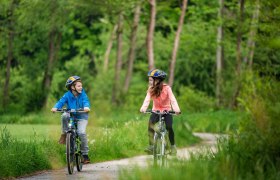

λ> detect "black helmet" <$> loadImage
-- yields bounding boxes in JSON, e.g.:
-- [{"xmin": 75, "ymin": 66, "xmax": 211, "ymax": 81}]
[
  {"xmin": 65, "ymin": 76, "xmax": 81, "ymax": 90},
  {"xmin": 147, "ymin": 69, "xmax": 167, "ymax": 80}
]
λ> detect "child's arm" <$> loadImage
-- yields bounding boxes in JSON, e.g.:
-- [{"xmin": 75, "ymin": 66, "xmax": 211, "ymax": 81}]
[
  {"xmin": 82, "ymin": 90, "xmax": 90, "ymax": 111},
  {"xmin": 167, "ymin": 86, "xmax": 181, "ymax": 113},
  {"xmin": 54, "ymin": 94, "xmax": 68, "ymax": 109},
  {"xmin": 140, "ymin": 91, "xmax": 151, "ymax": 112}
]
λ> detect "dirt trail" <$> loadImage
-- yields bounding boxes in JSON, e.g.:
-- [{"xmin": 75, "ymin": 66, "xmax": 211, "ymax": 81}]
[{"xmin": 18, "ymin": 133, "xmax": 220, "ymax": 180}]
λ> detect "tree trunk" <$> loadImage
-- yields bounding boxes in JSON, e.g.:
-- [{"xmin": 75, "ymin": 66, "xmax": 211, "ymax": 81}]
[
  {"xmin": 146, "ymin": 0, "xmax": 156, "ymax": 70},
  {"xmin": 231, "ymin": 0, "xmax": 245, "ymax": 108},
  {"xmin": 42, "ymin": 29, "xmax": 61, "ymax": 107},
  {"xmin": 123, "ymin": 4, "xmax": 141, "ymax": 93},
  {"xmin": 236, "ymin": 0, "xmax": 244, "ymax": 77},
  {"xmin": 216, "ymin": 0, "xmax": 224, "ymax": 107},
  {"xmin": 103, "ymin": 24, "xmax": 118, "ymax": 72},
  {"xmin": 112, "ymin": 13, "xmax": 123, "ymax": 104},
  {"xmin": 168, "ymin": 0, "xmax": 188, "ymax": 87},
  {"xmin": 243, "ymin": 0, "xmax": 260, "ymax": 70},
  {"xmin": 3, "ymin": 0, "xmax": 15, "ymax": 108}
]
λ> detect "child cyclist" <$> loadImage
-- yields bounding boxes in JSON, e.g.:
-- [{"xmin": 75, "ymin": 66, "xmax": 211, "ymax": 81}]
[
  {"xmin": 140, "ymin": 69, "xmax": 181, "ymax": 155},
  {"xmin": 51, "ymin": 75, "xmax": 91, "ymax": 164}
]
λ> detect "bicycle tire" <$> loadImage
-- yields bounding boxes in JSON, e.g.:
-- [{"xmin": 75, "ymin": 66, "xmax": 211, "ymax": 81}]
[
  {"xmin": 76, "ymin": 137, "xmax": 83, "ymax": 171},
  {"xmin": 153, "ymin": 134, "xmax": 166, "ymax": 167},
  {"xmin": 76, "ymin": 154, "xmax": 83, "ymax": 171},
  {"xmin": 66, "ymin": 132, "xmax": 75, "ymax": 174},
  {"xmin": 165, "ymin": 132, "xmax": 171, "ymax": 155}
]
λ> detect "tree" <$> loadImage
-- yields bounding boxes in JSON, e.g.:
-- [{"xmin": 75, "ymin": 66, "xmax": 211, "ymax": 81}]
[
  {"xmin": 243, "ymin": 0, "xmax": 260, "ymax": 70},
  {"xmin": 216, "ymin": 0, "xmax": 224, "ymax": 106},
  {"xmin": 231, "ymin": 0, "xmax": 245, "ymax": 108},
  {"xmin": 168, "ymin": 0, "xmax": 188, "ymax": 87},
  {"xmin": 112, "ymin": 13, "xmax": 124, "ymax": 104},
  {"xmin": 42, "ymin": 28, "xmax": 62, "ymax": 107},
  {"xmin": 123, "ymin": 3, "xmax": 141, "ymax": 92},
  {"xmin": 3, "ymin": 0, "xmax": 16, "ymax": 109},
  {"xmin": 103, "ymin": 24, "xmax": 118, "ymax": 72},
  {"xmin": 146, "ymin": 0, "xmax": 156, "ymax": 70}
]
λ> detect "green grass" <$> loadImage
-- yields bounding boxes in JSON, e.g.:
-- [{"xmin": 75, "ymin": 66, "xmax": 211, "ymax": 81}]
[
  {"xmin": 0, "ymin": 112, "xmax": 60, "ymax": 124},
  {"xmin": 0, "ymin": 124, "xmax": 60, "ymax": 141},
  {"xmin": 0, "ymin": 111, "xmax": 200, "ymax": 178}
]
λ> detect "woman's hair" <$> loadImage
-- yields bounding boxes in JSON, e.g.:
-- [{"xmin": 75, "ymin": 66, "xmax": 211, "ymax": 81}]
[{"xmin": 149, "ymin": 78, "xmax": 163, "ymax": 98}]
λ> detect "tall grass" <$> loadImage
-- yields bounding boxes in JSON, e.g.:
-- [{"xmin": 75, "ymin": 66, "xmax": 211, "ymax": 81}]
[{"xmin": 0, "ymin": 127, "xmax": 64, "ymax": 178}]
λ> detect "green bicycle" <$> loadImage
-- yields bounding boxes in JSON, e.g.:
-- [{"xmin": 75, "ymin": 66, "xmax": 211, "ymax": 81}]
[{"xmin": 145, "ymin": 110, "xmax": 175, "ymax": 167}]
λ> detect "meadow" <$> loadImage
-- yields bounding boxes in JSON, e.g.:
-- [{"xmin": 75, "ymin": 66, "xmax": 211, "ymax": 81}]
[{"xmin": 0, "ymin": 109, "xmax": 241, "ymax": 178}]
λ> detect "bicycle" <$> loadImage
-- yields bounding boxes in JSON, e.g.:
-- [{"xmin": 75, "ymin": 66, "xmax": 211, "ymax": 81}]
[
  {"xmin": 144, "ymin": 110, "xmax": 176, "ymax": 167},
  {"xmin": 55, "ymin": 108, "xmax": 86, "ymax": 174}
]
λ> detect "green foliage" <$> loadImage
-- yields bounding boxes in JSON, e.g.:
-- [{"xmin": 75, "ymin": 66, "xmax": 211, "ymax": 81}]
[
  {"xmin": 183, "ymin": 110, "xmax": 245, "ymax": 133},
  {"xmin": 177, "ymin": 86, "xmax": 215, "ymax": 113}
]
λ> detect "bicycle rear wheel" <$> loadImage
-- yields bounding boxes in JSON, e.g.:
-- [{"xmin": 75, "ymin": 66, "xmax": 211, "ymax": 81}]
[
  {"xmin": 153, "ymin": 134, "xmax": 166, "ymax": 167},
  {"xmin": 66, "ymin": 132, "xmax": 75, "ymax": 174}
]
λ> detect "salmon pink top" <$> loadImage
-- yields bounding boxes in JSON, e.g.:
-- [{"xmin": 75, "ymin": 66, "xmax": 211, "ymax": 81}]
[{"xmin": 140, "ymin": 84, "xmax": 180, "ymax": 112}]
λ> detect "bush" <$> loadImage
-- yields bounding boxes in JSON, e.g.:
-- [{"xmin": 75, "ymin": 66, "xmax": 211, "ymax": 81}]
[{"xmin": 177, "ymin": 86, "xmax": 215, "ymax": 113}]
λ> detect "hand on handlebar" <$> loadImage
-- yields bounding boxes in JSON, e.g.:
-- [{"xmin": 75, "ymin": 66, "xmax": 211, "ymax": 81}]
[
  {"xmin": 175, "ymin": 111, "xmax": 181, "ymax": 115},
  {"xmin": 51, "ymin": 108, "xmax": 57, "ymax": 113},
  {"xmin": 84, "ymin": 107, "xmax": 90, "ymax": 112}
]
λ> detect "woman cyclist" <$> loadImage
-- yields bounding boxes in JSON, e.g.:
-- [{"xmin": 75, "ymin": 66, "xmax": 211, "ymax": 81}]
[{"xmin": 140, "ymin": 69, "xmax": 181, "ymax": 155}]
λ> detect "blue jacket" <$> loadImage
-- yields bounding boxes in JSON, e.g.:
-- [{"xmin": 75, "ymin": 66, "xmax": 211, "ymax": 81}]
[{"xmin": 54, "ymin": 89, "xmax": 90, "ymax": 120}]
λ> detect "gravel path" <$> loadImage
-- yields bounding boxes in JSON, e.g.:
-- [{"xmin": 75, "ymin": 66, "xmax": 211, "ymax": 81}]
[{"xmin": 18, "ymin": 133, "xmax": 220, "ymax": 180}]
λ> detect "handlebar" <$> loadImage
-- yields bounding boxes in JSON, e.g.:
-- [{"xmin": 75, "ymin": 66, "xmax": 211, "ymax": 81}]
[
  {"xmin": 144, "ymin": 110, "xmax": 178, "ymax": 115},
  {"xmin": 53, "ymin": 108, "xmax": 88, "ymax": 113}
]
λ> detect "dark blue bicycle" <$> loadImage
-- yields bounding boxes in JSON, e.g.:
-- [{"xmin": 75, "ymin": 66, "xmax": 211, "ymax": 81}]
[{"xmin": 56, "ymin": 109, "xmax": 86, "ymax": 174}]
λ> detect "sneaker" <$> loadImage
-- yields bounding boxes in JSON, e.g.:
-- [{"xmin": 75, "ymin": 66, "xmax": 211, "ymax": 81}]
[
  {"xmin": 171, "ymin": 145, "xmax": 177, "ymax": 156},
  {"xmin": 144, "ymin": 145, "xmax": 154, "ymax": 154},
  {"xmin": 58, "ymin": 134, "xmax": 66, "ymax": 144},
  {"xmin": 82, "ymin": 155, "xmax": 90, "ymax": 164}
]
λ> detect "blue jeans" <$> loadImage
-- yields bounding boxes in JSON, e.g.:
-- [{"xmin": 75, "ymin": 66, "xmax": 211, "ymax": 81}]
[{"xmin": 61, "ymin": 112, "xmax": 89, "ymax": 155}]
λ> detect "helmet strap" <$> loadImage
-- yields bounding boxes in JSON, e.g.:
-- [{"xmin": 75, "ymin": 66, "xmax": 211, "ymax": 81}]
[{"xmin": 71, "ymin": 85, "xmax": 81, "ymax": 96}]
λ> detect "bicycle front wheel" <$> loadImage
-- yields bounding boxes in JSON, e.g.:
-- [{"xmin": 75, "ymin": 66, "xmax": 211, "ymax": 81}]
[
  {"xmin": 66, "ymin": 132, "xmax": 75, "ymax": 174},
  {"xmin": 76, "ymin": 137, "xmax": 83, "ymax": 171},
  {"xmin": 153, "ymin": 134, "xmax": 166, "ymax": 167}
]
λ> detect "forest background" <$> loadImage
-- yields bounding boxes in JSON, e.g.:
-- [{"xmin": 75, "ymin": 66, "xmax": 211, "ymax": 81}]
[{"xmin": 0, "ymin": 0, "xmax": 280, "ymax": 179}]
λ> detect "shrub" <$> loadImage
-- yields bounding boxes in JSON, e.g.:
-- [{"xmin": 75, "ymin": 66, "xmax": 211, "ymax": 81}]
[{"xmin": 177, "ymin": 86, "xmax": 215, "ymax": 113}]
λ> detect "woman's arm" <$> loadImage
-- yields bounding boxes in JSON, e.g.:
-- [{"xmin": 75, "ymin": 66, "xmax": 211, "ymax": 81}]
[
  {"xmin": 167, "ymin": 86, "xmax": 181, "ymax": 113},
  {"xmin": 140, "ymin": 91, "xmax": 151, "ymax": 112}
]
